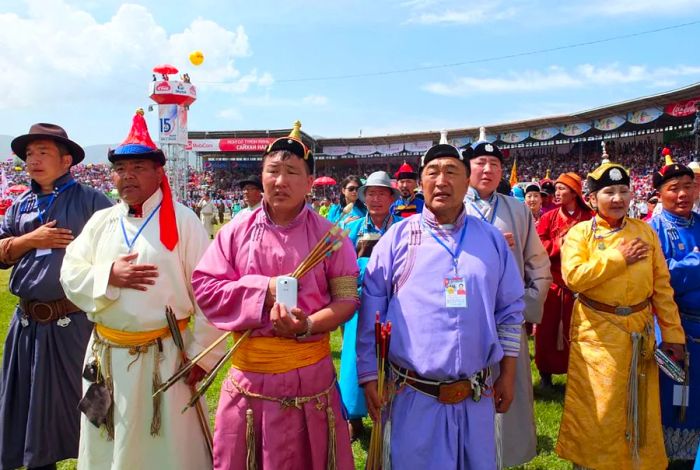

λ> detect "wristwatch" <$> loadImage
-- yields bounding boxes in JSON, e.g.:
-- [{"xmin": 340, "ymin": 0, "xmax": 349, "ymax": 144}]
[{"xmin": 296, "ymin": 316, "xmax": 314, "ymax": 339}]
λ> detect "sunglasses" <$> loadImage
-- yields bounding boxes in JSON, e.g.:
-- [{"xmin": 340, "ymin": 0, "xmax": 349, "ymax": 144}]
[{"xmin": 345, "ymin": 186, "xmax": 359, "ymax": 192}]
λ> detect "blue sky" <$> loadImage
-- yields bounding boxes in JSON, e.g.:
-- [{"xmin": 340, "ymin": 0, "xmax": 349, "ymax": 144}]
[{"xmin": 1, "ymin": 0, "xmax": 699, "ymax": 147}]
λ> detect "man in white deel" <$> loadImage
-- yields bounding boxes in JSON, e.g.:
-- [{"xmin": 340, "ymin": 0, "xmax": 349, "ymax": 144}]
[
  {"xmin": 60, "ymin": 111, "xmax": 223, "ymax": 470},
  {"xmin": 232, "ymin": 175, "xmax": 263, "ymax": 221},
  {"xmin": 199, "ymin": 193, "xmax": 216, "ymax": 238}
]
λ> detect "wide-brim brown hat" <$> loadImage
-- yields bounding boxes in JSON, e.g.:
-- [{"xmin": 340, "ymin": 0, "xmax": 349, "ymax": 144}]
[{"xmin": 11, "ymin": 123, "xmax": 85, "ymax": 165}]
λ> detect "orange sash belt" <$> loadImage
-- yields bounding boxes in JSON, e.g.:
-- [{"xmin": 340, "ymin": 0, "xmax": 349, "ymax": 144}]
[
  {"xmin": 231, "ymin": 332, "xmax": 330, "ymax": 374},
  {"xmin": 95, "ymin": 318, "xmax": 189, "ymax": 346}
]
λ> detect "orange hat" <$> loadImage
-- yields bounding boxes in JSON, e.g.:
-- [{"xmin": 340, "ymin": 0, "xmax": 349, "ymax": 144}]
[
  {"xmin": 555, "ymin": 172, "xmax": 583, "ymax": 199},
  {"xmin": 556, "ymin": 172, "xmax": 589, "ymax": 209}
]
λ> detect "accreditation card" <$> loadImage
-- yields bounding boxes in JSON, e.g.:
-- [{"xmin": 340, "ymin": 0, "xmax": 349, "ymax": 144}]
[{"xmin": 444, "ymin": 277, "xmax": 467, "ymax": 308}]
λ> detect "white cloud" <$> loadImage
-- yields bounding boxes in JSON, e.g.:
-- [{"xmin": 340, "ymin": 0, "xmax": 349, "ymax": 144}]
[
  {"xmin": 423, "ymin": 63, "xmax": 700, "ymax": 96},
  {"xmin": 401, "ymin": 0, "xmax": 698, "ymax": 25},
  {"xmin": 402, "ymin": 0, "xmax": 517, "ymax": 25},
  {"xmin": 0, "ymin": 0, "xmax": 271, "ymax": 110},
  {"xmin": 584, "ymin": 0, "xmax": 700, "ymax": 15},
  {"xmin": 240, "ymin": 94, "xmax": 330, "ymax": 108},
  {"xmin": 302, "ymin": 95, "xmax": 329, "ymax": 106}
]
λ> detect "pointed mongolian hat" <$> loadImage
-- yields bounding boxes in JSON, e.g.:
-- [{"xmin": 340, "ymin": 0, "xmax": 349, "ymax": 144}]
[
  {"xmin": 395, "ymin": 161, "xmax": 418, "ymax": 180},
  {"xmin": 652, "ymin": 147, "xmax": 694, "ymax": 189},
  {"xmin": 264, "ymin": 120, "xmax": 314, "ymax": 173},
  {"xmin": 469, "ymin": 127, "xmax": 503, "ymax": 162},
  {"xmin": 586, "ymin": 141, "xmax": 630, "ymax": 193},
  {"xmin": 110, "ymin": 109, "xmax": 178, "ymax": 251},
  {"xmin": 420, "ymin": 129, "xmax": 466, "ymax": 170}
]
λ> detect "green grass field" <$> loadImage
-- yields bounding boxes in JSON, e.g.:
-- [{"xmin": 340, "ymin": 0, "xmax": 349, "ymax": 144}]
[{"xmin": 0, "ymin": 267, "xmax": 692, "ymax": 469}]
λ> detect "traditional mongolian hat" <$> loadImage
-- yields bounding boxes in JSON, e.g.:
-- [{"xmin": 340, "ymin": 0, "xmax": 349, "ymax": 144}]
[
  {"xmin": 12, "ymin": 123, "xmax": 85, "ymax": 165},
  {"xmin": 540, "ymin": 180, "xmax": 555, "ymax": 197},
  {"xmin": 264, "ymin": 120, "xmax": 314, "ymax": 174},
  {"xmin": 110, "ymin": 109, "xmax": 178, "ymax": 251},
  {"xmin": 395, "ymin": 161, "xmax": 418, "ymax": 180},
  {"xmin": 652, "ymin": 147, "xmax": 694, "ymax": 189},
  {"xmin": 525, "ymin": 183, "xmax": 541, "ymax": 195},
  {"xmin": 586, "ymin": 141, "xmax": 630, "ymax": 193},
  {"xmin": 420, "ymin": 130, "xmax": 466, "ymax": 170},
  {"xmin": 469, "ymin": 127, "xmax": 504, "ymax": 163},
  {"xmin": 556, "ymin": 172, "xmax": 588, "ymax": 208}
]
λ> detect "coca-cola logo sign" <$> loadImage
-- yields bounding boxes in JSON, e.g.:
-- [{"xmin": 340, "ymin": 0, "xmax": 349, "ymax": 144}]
[
  {"xmin": 664, "ymin": 98, "xmax": 700, "ymax": 117},
  {"xmin": 155, "ymin": 82, "xmax": 171, "ymax": 92}
]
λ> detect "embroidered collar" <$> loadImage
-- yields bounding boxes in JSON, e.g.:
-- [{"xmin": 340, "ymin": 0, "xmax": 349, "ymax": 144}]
[
  {"xmin": 120, "ymin": 188, "xmax": 162, "ymax": 218},
  {"xmin": 661, "ymin": 209, "xmax": 695, "ymax": 229},
  {"xmin": 422, "ymin": 205, "xmax": 466, "ymax": 233}
]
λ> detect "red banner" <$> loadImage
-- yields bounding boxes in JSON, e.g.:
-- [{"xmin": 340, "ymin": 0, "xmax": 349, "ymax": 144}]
[
  {"xmin": 219, "ymin": 138, "xmax": 274, "ymax": 152},
  {"xmin": 187, "ymin": 138, "xmax": 274, "ymax": 152},
  {"xmin": 664, "ymin": 97, "xmax": 700, "ymax": 117}
]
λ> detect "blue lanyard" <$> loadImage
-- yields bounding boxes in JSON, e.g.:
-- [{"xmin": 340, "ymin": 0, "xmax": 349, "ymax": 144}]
[
  {"xmin": 469, "ymin": 196, "xmax": 499, "ymax": 225},
  {"xmin": 421, "ymin": 214, "xmax": 468, "ymax": 275},
  {"xmin": 120, "ymin": 203, "xmax": 161, "ymax": 252},
  {"xmin": 35, "ymin": 180, "xmax": 77, "ymax": 223}
]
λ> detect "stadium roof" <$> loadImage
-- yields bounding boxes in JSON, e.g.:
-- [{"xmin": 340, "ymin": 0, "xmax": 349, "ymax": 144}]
[
  {"xmin": 316, "ymin": 81, "xmax": 700, "ymax": 147},
  {"xmin": 187, "ymin": 81, "xmax": 699, "ymax": 156}
]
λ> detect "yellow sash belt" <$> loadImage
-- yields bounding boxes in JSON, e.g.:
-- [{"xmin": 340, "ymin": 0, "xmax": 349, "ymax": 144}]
[
  {"xmin": 95, "ymin": 318, "xmax": 189, "ymax": 346},
  {"xmin": 232, "ymin": 332, "xmax": 330, "ymax": 374}
]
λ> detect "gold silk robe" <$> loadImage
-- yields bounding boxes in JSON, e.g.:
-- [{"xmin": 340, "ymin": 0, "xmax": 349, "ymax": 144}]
[{"xmin": 557, "ymin": 216, "xmax": 685, "ymax": 470}]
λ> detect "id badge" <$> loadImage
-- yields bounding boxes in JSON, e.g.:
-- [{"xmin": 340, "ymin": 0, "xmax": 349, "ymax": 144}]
[{"xmin": 444, "ymin": 277, "xmax": 467, "ymax": 308}]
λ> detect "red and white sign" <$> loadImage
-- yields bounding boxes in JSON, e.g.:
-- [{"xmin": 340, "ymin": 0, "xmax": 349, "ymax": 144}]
[
  {"xmin": 150, "ymin": 80, "xmax": 197, "ymax": 106},
  {"xmin": 664, "ymin": 97, "xmax": 700, "ymax": 117},
  {"xmin": 188, "ymin": 138, "xmax": 275, "ymax": 153}
]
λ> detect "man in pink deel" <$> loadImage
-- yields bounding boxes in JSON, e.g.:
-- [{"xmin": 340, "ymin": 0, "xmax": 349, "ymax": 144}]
[{"xmin": 192, "ymin": 122, "xmax": 359, "ymax": 470}]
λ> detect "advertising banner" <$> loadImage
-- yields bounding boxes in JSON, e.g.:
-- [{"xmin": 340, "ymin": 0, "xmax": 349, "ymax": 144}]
[
  {"xmin": 561, "ymin": 122, "xmax": 592, "ymax": 137},
  {"xmin": 627, "ymin": 107, "xmax": 663, "ymax": 125},
  {"xmin": 594, "ymin": 115, "xmax": 626, "ymax": 131},
  {"xmin": 664, "ymin": 97, "xmax": 700, "ymax": 117},
  {"xmin": 530, "ymin": 127, "xmax": 560, "ymax": 141}
]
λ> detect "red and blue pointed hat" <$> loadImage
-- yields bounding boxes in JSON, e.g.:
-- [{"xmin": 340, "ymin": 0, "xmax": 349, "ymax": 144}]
[
  {"xmin": 109, "ymin": 109, "xmax": 178, "ymax": 251},
  {"xmin": 108, "ymin": 109, "xmax": 166, "ymax": 165}
]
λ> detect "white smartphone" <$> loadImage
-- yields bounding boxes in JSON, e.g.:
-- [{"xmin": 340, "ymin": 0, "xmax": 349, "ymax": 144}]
[{"xmin": 275, "ymin": 276, "xmax": 298, "ymax": 311}]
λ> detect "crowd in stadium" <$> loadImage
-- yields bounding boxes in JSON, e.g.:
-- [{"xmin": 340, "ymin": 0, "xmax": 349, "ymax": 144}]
[
  {"xmin": 2, "ymin": 135, "xmax": 696, "ymax": 222},
  {"xmin": 1, "ymin": 110, "xmax": 700, "ymax": 470}
]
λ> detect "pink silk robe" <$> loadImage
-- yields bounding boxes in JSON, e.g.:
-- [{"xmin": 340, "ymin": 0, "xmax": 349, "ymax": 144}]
[{"xmin": 192, "ymin": 205, "xmax": 359, "ymax": 470}]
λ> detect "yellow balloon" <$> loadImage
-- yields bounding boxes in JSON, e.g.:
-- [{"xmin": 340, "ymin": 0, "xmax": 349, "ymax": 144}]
[{"xmin": 189, "ymin": 50, "xmax": 204, "ymax": 66}]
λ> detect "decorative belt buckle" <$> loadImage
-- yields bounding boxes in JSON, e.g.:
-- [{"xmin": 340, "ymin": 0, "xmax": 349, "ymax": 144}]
[
  {"xmin": 32, "ymin": 302, "xmax": 55, "ymax": 323},
  {"xmin": 438, "ymin": 380, "xmax": 471, "ymax": 404},
  {"xmin": 615, "ymin": 306, "xmax": 632, "ymax": 316}
]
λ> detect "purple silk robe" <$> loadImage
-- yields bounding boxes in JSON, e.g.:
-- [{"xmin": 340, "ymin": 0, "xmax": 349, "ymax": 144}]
[{"xmin": 357, "ymin": 207, "xmax": 525, "ymax": 470}]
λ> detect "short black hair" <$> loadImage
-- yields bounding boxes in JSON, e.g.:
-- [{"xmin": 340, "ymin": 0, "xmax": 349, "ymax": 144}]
[{"xmin": 262, "ymin": 150, "xmax": 310, "ymax": 175}]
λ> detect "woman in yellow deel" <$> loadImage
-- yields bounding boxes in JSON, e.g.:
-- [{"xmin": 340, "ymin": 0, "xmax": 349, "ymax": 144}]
[{"xmin": 556, "ymin": 146, "xmax": 686, "ymax": 470}]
